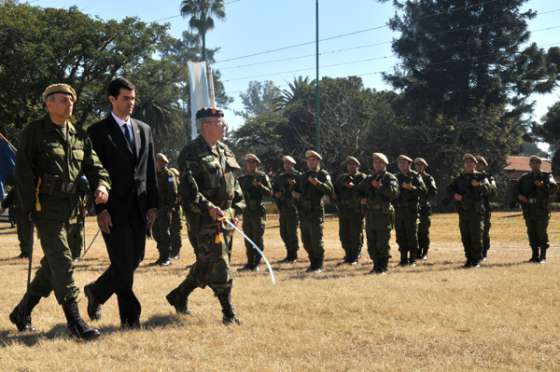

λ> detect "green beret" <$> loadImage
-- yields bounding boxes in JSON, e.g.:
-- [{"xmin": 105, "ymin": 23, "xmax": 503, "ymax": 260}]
[
  {"xmin": 475, "ymin": 155, "xmax": 488, "ymax": 166},
  {"xmin": 196, "ymin": 107, "xmax": 224, "ymax": 120},
  {"xmin": 346, "ymin": 156, "xmax": 360, "ymax": 167},
  {"xmin": 305, "ymin": 150, "xmax": 322, "ymax": 161},
  {"xmin": 282, "ymin": 155, "xmax": 296, "ymax": 165},
  {"xmin": 372, "ymin": 152, "xmax": 389, "ymax": 165},
  {"xmin": 42, "ymin": 83, "xmax": 77, "ymax": 102},
  {"xmin": 414, "ymin": 157, "xmax": 428, "ymax": 167},
  {"xmin": 397, "ymin": 154, "xmax": 413, "ymax": 163},
  {"xmin": 463, "ymin": 153, "xmax": 478, "ymax": 163}
]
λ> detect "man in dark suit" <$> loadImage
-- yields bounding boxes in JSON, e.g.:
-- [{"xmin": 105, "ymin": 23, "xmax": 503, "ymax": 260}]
[{"xmin": 84, "ymin": 77, "xmax": 158, "ymax": 329}]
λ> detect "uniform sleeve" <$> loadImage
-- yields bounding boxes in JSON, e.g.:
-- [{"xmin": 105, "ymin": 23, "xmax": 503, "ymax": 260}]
[
  {"xmin": 356, "ymin": 175, "xmax": 371, "ymax": 198},
  {"xmin": 378, "ymin": 175, "xmax": 399, "ymax": 201},
  {"xmin": 82, "ymin": 135, "xmax": 111, "ymax": 195},
  {"xmin": 413, "ymin": 173, "xmax": 427, "ymax": 198},
  {"xmin": 315, "ymin": 172, "xmax": 334, "ymax": 196},
  {"xmin": 15, "ymin": 126, "xmax": 37, "ymax": 217},
  {"xmin": 230, "ymin": 177, "xmax": 246, "ymax": 217},
  {"xmin": 427, "ymin": 175, "xmax": 438, "ymax": 198}
]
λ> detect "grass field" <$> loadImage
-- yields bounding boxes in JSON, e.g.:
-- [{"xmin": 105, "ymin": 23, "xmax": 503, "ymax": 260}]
[{"xmin": 0, "ymin": 211, "xmax": 559, "ymax": 371}]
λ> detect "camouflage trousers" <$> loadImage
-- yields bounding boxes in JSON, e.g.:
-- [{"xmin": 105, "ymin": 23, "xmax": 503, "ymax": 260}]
[
  {"xmin": 153, "ymin": 208, "xmax": 173, "ymax": 260},
  {"xmin": 338, "ymin": 211, "xmax": 364, "ymax": 262},
  {"xmin": 67, "ymin": 220, "xmax": 84, "ymax": 259},
  {"xmin": 175, "ymin": 225, "xmax": 232, "ymax": 296},
  {"xmin": 279, "ymin": 211, "xmax": 299, "ymax": 260},
  {"xmin": 242, "ymin": 213, "xmax": 265, "ymax": 268},
  {"xmin": 16, "ymin": 206, "xmax": 34, "ymax": 256},
  {"xmin": 523, "ymin": 210, "xmax": 550, "ymax": 256},
  {"xmin": 28, "ymin": 219, "xmax": 80, "ymax": 304},
  {"xmin": 417, "ymin": 207, "xmax": 431, "ymax": 258},
  {"xmin": 170, "ymin": 207, "xmax": 182, "ymax": 257},
  {"xmin": 482, "ymin": 210, "xmax": 491, "ymax": 258},
  {"xmin": 459, "ymin": 211, "xmax": 483, "ymax": 263}
]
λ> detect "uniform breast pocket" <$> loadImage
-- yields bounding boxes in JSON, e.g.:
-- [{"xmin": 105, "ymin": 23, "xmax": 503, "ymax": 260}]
[
  {"xmin": 72, "ymin": 148, "xmax": 84, "ymax": 160},
  {"xmin": 44, "ymin": 143, "xmax": 65, "ymax": 160},
  {"xmin": 203, "ymin": 162, "xmax": 221, "ymax": 188}
]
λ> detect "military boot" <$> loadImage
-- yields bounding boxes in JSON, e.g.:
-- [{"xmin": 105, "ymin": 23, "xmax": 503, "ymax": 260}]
[
  {"xmin": 217, "ymin": 288, "xmax": 240, "ymax": 325},
  {"xmin": 529, "ymin": 247, "xmax": 539, "ymax": 263},
  {"xmin": 539, "ymin": 248, "xmax": 547, "ymax": 264},
  {"xmin": 62, "ymin": 301, "xmax": 100, "ymax": 341},
  {"xmin": 166, "ymin": 282, "xmax": 195, "ymax": 315},
  {"xmin": 398, "ymin": 251, "xmax": 408, "ymax": 266},
  {"xmin": 9, "ymin": 292, "xmax": 41, "ymax": 332}
]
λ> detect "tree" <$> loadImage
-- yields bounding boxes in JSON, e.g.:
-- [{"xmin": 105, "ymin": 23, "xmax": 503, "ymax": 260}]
[
  {"xmin": 235, "ymin": 81, "xmax": 282, "ymax": 119},
  {"xmin": 180, "ymin": 0, "xmax": 225, "ymax": 62}
]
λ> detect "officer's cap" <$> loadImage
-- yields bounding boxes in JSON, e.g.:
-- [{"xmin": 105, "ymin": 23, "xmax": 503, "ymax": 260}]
[
  {"xmin": 475, "ymin": 155, "xmax": 488, "ymax": 167},
  {"xmin": 156, "ymin": 153, "xmax": 169, "ymax": 164},
  {"xmin": 397, "ymin": 154, "xmax": 413, "ymax": 163},
  {"xmin": 414, "ymin": 157, "xmax": 428, "ymax": 167},
  {"xmin": 305, "ymin": 150, "xmax": 322, "ymax": 161},
  {"xmin": 345, "ymin": 156, "xmax": 360, "ymax": 167},
  {"xmin": 42, "ymin": 83, "xmax": 77, "ymax": 102},
  {"xmin": 282, "ymin": 155, "xmax": 296, "ymax": 165},
  {"xmin": 529, "ymin": 155, "xmax": 542, "ymax": 164},
  {"xmin": 372, "ymin": 152, "xmax": 389, "ymax": 165},
  {"xmin": 196, "ymin": 107, "xmax": 224, "ymax": 120},
  {"xmin": 463, "ymin": 153, "xmax": 478, "ymax": 163},
  {"xmin": 245, "ymin": 153, "xmax": 261, "ymax": 164}
]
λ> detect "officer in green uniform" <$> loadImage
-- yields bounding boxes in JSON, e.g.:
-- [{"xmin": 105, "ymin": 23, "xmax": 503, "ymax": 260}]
[
  {"xmin": 2, "ymin": 186, "xmax": 34, "ymax": 258},
  {"xmin": 357, "ymin": 153, "xmax": 399, "ymax": 274},
  {"xmin": 166, "ymin": 107, "xmax": 245, "ymax": 325},
  {"xmin": 446, "ymin": 154, "xmax": 492, "ymax": 268},
  {"xmin": 151, "ymin": 153, "xmax": 178, "ymax": 266},
  {"xmin": 292, "ymin": 150, "xmax": 334, "ymax": 273},
  {"xmin": 237, "ymin": 153, "xmax": 272, "ymax": 271},
  {"xmin": 168, "ymin": 167, "xmax": 183, "ymax": 259},
  {"xmin": 9, "ymin": 83, "xmax": 110, "ymax": 340},
  {"xmin": 514, "ymin": 156, "xmax": 558, "ymax": 263},
  {"xmin": 414, "ymin": 158, "xmax": 437, "ymax": 260},
  {"xmin": 67, "ymin": 175, "xmax": 89, "ymax": 261},
  {"xmin": 394, "ymin": 155, "xmax": 426, "ymax": 266},
  {"xmin": 475, "ymin": 155, "xmax": 497, "ymax": 261},
  {"xmin": 273, "ymin": 155, "xmax": 301, "ymax": 263},
  {"xmin": 334, "ymin": 156, "xmax": 366, "ymax": 265}
]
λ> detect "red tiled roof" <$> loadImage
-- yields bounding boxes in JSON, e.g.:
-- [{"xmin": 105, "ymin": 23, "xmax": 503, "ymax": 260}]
[{"xmin": 504, "ymin": 155, "xmax": 552, "ymax": 173}]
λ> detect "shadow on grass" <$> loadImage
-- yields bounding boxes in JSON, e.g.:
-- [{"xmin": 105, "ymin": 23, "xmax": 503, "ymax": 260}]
[{"xmin": 0, "ymin": 314, "xmax": 183, "ymax": 348}]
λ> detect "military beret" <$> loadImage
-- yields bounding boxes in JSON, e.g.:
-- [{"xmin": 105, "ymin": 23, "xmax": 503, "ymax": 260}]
[
  {"xmin": 414, "ymin": 157, "xmax": 428, "ymax": 167},
  {"xmin": 282, "ymin": 155, "xmax": 296, "ymax": 165},
  {"xmin": 245, "ymin": 153, "xmax": 261, "ymax": 164},
  {"xmin": 529, "ymin": 155, "xmax": 542, "ymax": 164},
  {"xmin": 305, "ymin": 150, "xmax": 322, "ymax": 161},
  {"xmin": 372, "ymin": 152, "xmax": 389, "ymax": 165},
  {"xmin": 156, "ymin": 153, "xmax": 169, "ymax": 164},
  {"xmin": 346, "ymin": 156, "xmax": 360, "ymax": 167},
  {"xmin": 42, "ymin": 83, "xmax": 77, "ymax": 102},
  {"xmin": 463, "ymin": 153, "xmax": 478, "ymax": 163},
  {"xmin": 475, "ymin": 155, "xmax": 488, "ymax": 166},
  {"xmin": 169, "ymin": 167, "xmax": 180, "ymax": 177},
  {"xmin": 397, "ymin": 154, "xmax": 413, "ymax": 163},
  {"xmin": 196, "ymin": 107, "xmax": 224, "ymax": 120}
]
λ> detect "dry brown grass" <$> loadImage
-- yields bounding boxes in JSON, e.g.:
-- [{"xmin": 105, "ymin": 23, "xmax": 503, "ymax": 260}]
[{"xmin": 0, "ymin": 211, "xmax": 559, "ymax": 371}]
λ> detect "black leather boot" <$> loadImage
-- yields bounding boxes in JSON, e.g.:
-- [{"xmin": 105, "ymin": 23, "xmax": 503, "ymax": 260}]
[
  {"xmin": 539, "ymin": 248, "xmax": 547, "ymax": 264},
  {"xmin": 84, "ymin": 283, "xmax": 102, "ymax": 321},
  {"xmin": 217, "ymin": 288, "xmax": 240, "ymax": 325},
  {"xmin": 9, "ymin": 293, "xmax": 41, "ymax": 332},
  {"xmin": 62, "ymin": 301, "xmax": 100, "ymax": 341},
  {"xmin": 166, "ymin": 282, "xmax": 195, "ymax": 315},
  {"xmin": 529, "ymin": 247, "xmax": 539, "ymax": 263}
]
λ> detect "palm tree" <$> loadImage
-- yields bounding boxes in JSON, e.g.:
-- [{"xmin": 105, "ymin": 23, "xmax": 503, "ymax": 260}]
[{"xmin": 180, "ymin": 0, "xmax": 226, "ymax": 62}]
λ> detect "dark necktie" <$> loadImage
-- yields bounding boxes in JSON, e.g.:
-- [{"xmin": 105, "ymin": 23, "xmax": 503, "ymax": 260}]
[{"xmin": 122, "ymin": 124, "xmax": 133, "ymax": 149}]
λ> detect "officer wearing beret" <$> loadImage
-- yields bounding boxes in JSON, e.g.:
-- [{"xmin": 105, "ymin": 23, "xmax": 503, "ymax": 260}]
[
  {"xmin": 292, "ymin": 150, "xmax": 334, "ymax": 273},
  {"xmin": 475, "ymin": 155, "xmax": 497, "ymax": 260},
  {"xmin": 446, "ymin": 154, "xmax": 492, "ymax": 268},
  {"xmin": 414, "ymin": 158, "xmax": 437, "ymax": 260},
  {"xmin": 357, "ymin": 153, "xmax": 399, "ymax": 274},
  {"xmin": 10, "ymin": 83, "xmax": 110, "ymax": 340},
  {"xmin": 272, "ymin": 155, "xmax": 301, "ymax": 263},
  {"xmin": 151, "ymin": 153, "xmax": 179, "ymax": 266},
  {"xmin": 167, "ymin": 107, "xmax": 245, "ymax": 325},
  {"xmin": 334, "ymin": 156, "xmax": 366, "ymax": 265},
  {"xmin": 238, "ymin": 154, "xmax": 272, "ymax": 271},
  {"xmin": 514, "ymin": 156, "xmax": 558, "ymax": 263},
  {"xmin": 394, "ymin": 155, "xmax": 427, "ymax": 266}
]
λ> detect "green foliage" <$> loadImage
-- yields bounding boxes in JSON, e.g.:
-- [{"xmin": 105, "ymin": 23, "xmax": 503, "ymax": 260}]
[{"xmin": 180, "ymin": 0, "xmax": 226, "ymax": 62}]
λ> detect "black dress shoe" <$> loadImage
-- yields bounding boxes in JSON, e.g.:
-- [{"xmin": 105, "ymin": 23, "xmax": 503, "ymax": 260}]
[{"xmin": 84, "ymin": 283, "xmax": 102, "ymax": 321}]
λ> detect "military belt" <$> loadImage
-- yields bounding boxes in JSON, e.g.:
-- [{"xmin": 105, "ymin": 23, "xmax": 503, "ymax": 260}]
[{"xmin": 40, "ymin": 174, "xmax": 77, "ymax": 195}]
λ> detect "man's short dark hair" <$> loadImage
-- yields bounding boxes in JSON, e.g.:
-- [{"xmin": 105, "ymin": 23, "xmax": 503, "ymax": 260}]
[{"xmin": 107, "ymin": 77, "xmax": 135, "ymax": 98}]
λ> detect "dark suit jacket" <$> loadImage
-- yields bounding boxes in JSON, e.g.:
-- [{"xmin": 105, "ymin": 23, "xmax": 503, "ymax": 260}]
[{"xmin": 87, "ymin": 114, "xmax": 158, "ymax": 225}]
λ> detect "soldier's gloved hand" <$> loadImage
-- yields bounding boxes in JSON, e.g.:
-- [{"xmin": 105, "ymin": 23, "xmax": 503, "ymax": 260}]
[
  {"xmin": 209, "ymin": 206, "xmax": 225, "ymax": 221},
  {"xmin": 94, "ymin": 185, "xmax": 109, "ymax": 204},
  {"xmin": 518, "ymin": 195, "xmax": 529, "ymax": 203},
  {"xmin": 97, "ymin": 210, "xmax": 112, "ymax": 234},
  {"xmin": 453, "ymin": 193, "xmax": 463, "ymax": 202}
]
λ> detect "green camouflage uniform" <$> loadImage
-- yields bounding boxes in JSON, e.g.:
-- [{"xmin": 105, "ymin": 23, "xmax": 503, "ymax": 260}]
[
  {"xmin": 170, "ymin": 204, "xmax": 183, "ymax": 258},
  {"xmin": 417, "ymin": 171, "xmax": 437, "ymax": 259},
  {"xmin": 357, "ymin": 170, "xmax": 399, "ymax": 273},
  {"xmin": 295, "ymin": 168, "xmax": 334, "ymax": 270},
  {"xmin": 238, "ymin": 170, "xmax": 272, "ymax": 269},
  {"xmin": 515, "ymin": 171, "xmax": 558, "ymax": 262},
  {"xmin": 172, "ymin": 136, "xmax": 245, "ymax": 297},
  {"xmin": 153, "ymin": 166, "xmax": 179, "ymax": 262},
  {"xmin": 272, "ymin": 170, "xmax": 301, "ymax": 260},
  {"xmin": 15, "ymin": 116, "xmax": 110, "ymax": 305},
  {"xmin": 479, "ymin": 171, "xmax": 497, "ymax": 259},
  {"xmin": 335, "ymin": 171, "xmax": 366, "ymax": 263},
  {"xmin": 394, "ymin": 170, "xmax": 426, "ymax": 264},
  {"xmin": 447, "ymin": 172, "xmax": 492, "ymax": 266}
]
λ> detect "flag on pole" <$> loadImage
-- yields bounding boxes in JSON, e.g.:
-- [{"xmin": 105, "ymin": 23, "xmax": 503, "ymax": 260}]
[
  {"xmin": 188, "ymin": 61, "xmax": 216, "ymax": 140},
  {"xmin": 0, "ymin": 132, "xmax": 16, "ymax": 201}
]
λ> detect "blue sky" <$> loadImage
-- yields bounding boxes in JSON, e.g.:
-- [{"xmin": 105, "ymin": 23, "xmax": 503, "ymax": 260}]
[{"xmin": 32, "ymin": 0, "xmax": 560, "ymax": 133}]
